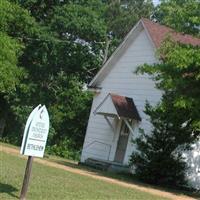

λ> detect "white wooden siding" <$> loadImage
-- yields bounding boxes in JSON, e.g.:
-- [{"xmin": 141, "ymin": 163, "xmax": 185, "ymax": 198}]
[
  {"xmin": 81, "ymin": 29, "xmax": 161, "ymax": 163},
  {"xmin": 183, "ymin": 142, "xmax": 200, "ymax": 190},
  {"xmin": 94, "ymin": 94, "xmax": 118, "ymax": 116},
  {"xmin": 80, "ymin": 28, "xmax": 199, "ymax": 189}
]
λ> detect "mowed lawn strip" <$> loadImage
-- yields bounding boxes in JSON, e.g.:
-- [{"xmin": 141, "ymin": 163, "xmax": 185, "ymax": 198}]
[{"xmin": 0, "ymin": 152, "xmax": 170, "ymax": 200}]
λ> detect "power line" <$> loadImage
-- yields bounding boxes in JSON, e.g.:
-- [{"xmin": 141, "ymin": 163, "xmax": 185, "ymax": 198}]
[{"xmin": 16, "ymin": 36, "xmax": 106, "ymax": 44}]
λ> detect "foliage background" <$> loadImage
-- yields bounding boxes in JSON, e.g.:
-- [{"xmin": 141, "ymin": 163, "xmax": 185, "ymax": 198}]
[
  {"xmin": 0, "ymin": 0, "xmax": 153, "ymax": 159},
  {"xmin": 1, "ymin": 0, "xmax": 199, "ymax": 173}
]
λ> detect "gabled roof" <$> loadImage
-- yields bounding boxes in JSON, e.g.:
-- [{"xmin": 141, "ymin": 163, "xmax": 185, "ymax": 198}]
[
  {"xmin": 142, "ymin": 18, "xmax": 200, "ymax": 48},
  {"xmin": 89, "ymin": 18, "xmax": 200, "ymax": 87},
  {"xmin": 94, "ymin": 93, "xmax": 141, "ymax": 121},
  {"xmin": 94, "ymin": 93, "xmax": 118, "ymax": 117}
]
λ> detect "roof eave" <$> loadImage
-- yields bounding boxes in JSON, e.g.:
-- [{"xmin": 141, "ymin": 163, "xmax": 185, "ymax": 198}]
[
  {"xmin": 87, "ymin": 86, "xmax": 102, "ymax": 93},
  {"xmin": 141, "ymin": 19, "xmax": 157, "ymax": 49},
  {"xmin": 89, "ymin": 19, "xmax": 144, "ymax": 88}
]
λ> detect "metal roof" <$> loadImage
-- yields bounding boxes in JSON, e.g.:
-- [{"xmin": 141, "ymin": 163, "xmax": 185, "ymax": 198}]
[{"xmin": 110, "ymin": 94, "xmax": 141, "ymax": 121}]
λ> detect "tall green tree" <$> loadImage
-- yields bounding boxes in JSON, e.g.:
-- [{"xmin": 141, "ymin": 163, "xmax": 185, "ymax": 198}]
[
  {"xmin": 138, "ymin": 41, "xmax": 200, "ymax": 135},
  {"xmin": 130, "ymin": 100, "xmax": 188, "ymax": 186},
  {"xmin": 49, "ymin": 3, "xmax": 107, "ymax": 81},
  {"xmin": 0, "ymin": 32, "xmax": 24, "ymax": 136},
  {"xmin": 0, "ymin": 33, "xmax": 23, "ymax": 94},
  {"xmin": 130, "ymin": 0, "xmax": 200, "ymax": 187},
  {"xmin": 105, "ymin": 0, "xmax": 154, "ymax": 39},
  {"xmin": 0, "ymin": 0, "xmax": 38, "ymax": 37},
  {"xmin": 10, "ymin": 0, "xmax": 67, "ymax": 22},
  {"xmin": 0, "ymin": 0, "xmax": 37, "ymax": 137},
  {"xmin": 14, "ymin": 0, "xmax": 105, "ymax": 23},
  {"xmin": 153, "ymin": 0, "xmax": 200, "ymax": 36},
  {"xmin": 1, "ymin": 0, "xmax": 106, "ymax": 157},
  {"xmin": 130, "ymin": 40, "xmax": 200, "ymax": 188},
  {"xmin": 103, "ymin": 0, "xmax": 154, "ymax": 59}
]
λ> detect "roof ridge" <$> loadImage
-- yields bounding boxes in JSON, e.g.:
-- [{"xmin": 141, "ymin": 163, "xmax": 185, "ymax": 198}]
[{"xmin": 89, "ymin": 18, "xmax": 200, "ymax": 87}]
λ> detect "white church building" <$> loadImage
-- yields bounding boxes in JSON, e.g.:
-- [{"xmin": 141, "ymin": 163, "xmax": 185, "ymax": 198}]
[{"xmin": 80, "ymin": 18, "xmax": 200, "ymax": 189}]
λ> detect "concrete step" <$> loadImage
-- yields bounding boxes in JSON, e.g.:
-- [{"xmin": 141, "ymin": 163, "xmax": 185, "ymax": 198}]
[
  {"xmin": 85, "ymin": 158, "xmax": 110, "ymax": 171},
  {"xmin": 108, "ymin": 163, "xmax": 130, "ymax": 173},
  {"xmin": 84, "ymin": 158, "xmax": 130, "ymax": 173}
]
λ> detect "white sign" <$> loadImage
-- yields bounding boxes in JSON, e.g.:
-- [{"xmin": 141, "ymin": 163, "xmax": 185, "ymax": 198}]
[{"xmin": 20, "ymin": 105, "xmax": 50, "ymax": 158}]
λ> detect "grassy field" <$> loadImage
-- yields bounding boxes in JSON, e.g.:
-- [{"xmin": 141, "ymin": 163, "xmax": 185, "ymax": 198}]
[{"xmin": 0, "ymin": 151, "xmax": 170, "ymax": 200}]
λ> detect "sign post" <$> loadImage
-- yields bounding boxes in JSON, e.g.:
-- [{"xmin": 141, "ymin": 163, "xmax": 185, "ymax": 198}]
[
  {"xmin": 19, "ymin": 156, "xmax": 33, "ymax": 200},
  {"xmin": 19, "ymin": 105, "xmax": 49, "ymax": 200}
]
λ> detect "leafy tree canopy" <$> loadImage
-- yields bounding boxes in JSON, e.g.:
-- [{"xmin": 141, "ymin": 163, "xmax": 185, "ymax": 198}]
[
  {"xmin": 153, "ymin": 0, "xmax": 200, "ymax": 36},
  {"xmin": 1, "ymin": 0, "xmax": 162, "ymax": 160},
  {"xmin": 0, "ymin": 0, "xmax": 103, "ymax": 156},
  {"xmin": 0, "ymin": 32, "xmax": 24, "ymax": 94},
  {"xmin": 130, "ymin": 101, "xmax": 188, "ymax": 187},
  {"xmin": 131, "ymin": 39, "xmax": 200, "ymax": 187},
  {"xmin": 130, "ymin": 0, "xmax": 200, "ymax": 187},
  {"xmin": 105, "ymin": 0, "xmax": 154, "ymax": 39},
  {"xmin": 0, "ymin": 0, "xmax": 38, "ymax": 37},
  {"xmin": 138, "ymin": 40, "xmax": 200, "ymax": 135}
]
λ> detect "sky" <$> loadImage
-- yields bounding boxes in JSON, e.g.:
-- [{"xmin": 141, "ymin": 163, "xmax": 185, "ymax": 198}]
[{"xmin": 152, "ymin": 0, "xmax": 160, "ymax": 6}]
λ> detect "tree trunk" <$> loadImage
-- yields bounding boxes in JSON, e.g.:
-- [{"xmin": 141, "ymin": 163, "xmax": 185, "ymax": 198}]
[
  {"xmin": 103, "ymin": 38, "xmax": 111, "ymax": 64},
  {"xmin": 0, "ymin": 96, "xmax": 8, "ymax": 138},
  {"xmin": 0, "ymin": 118, "xmax": 6, "ymax": 138}
]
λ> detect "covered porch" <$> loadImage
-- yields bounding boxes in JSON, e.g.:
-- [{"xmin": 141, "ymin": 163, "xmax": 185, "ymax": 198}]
[{"xmin": 84, "ymin": 93, "xmax": 141, "ymax": 169}]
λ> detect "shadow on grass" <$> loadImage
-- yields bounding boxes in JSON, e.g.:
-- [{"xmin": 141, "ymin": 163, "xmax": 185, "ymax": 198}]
[
  {"xmin": 0, "ymin": 182, "xmax": 18, "ymax": 199},
  {"xmin": 50, "ymin": 159, "xmax": 200, "ymax": 199}
]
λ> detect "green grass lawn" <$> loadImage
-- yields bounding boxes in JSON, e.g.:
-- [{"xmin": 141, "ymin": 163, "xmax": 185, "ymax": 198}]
[{"xmin": 0, "ymin": 151, "xmax": 170, "ymax": 200}]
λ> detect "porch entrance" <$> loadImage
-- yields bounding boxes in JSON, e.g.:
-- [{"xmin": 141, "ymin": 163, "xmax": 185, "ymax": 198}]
[
  {"xmin": 114, "ymin": 121, "xmax": 130, "ymax": 163},
  {"xmin": 93, "ymin": 93, "xmax": 141, "ymax": 163}
]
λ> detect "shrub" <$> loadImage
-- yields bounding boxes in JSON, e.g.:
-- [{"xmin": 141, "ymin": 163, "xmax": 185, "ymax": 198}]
[
  {"xmin": 130, "ymin": 102, "xmax": 188, "ymax": 188},
  {"xmin": 46, "ymin": 138, "xmax": 80, "ymax": 161}
]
